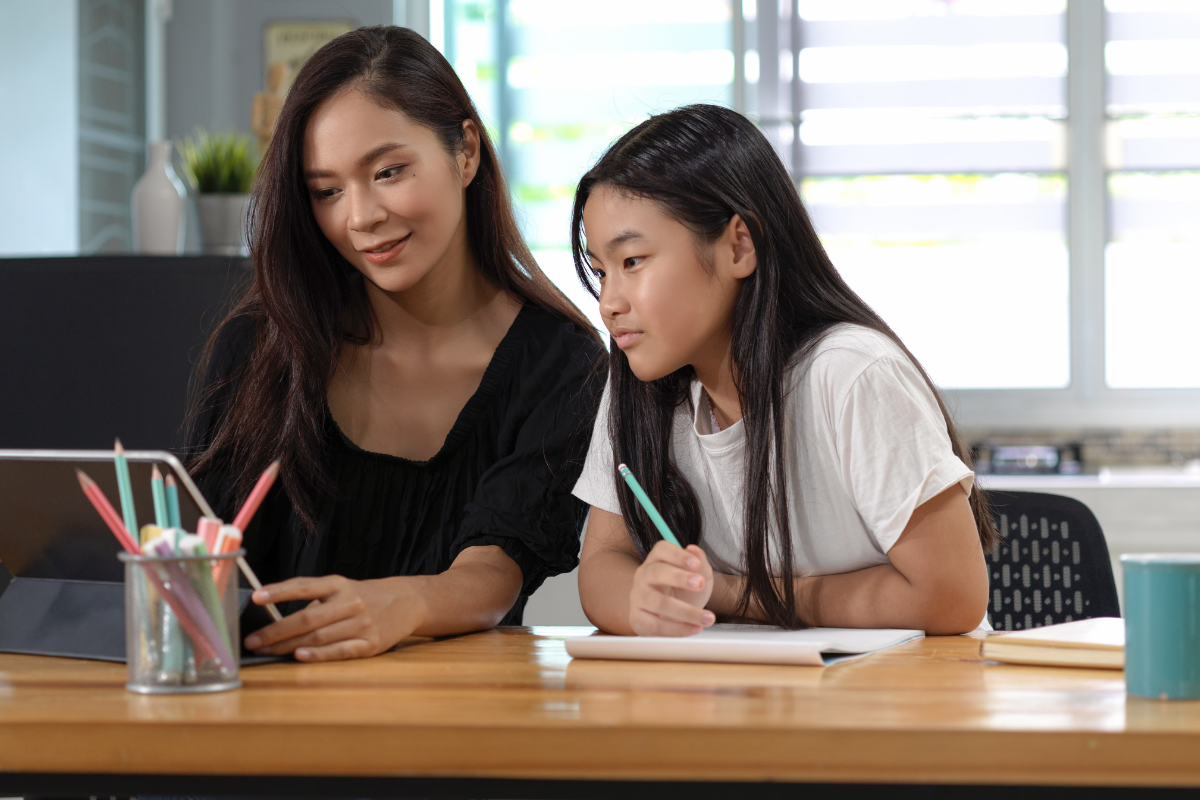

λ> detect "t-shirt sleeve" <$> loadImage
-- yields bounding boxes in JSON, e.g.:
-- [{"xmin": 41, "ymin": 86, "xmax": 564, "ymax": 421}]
[
  {"xmin": 571, "ymin": 380, "xmax": 622, "ymax": 515},
  {"xmin": 833, "ymin": 355, "xmax": 974, "ymax": 553},
  {"xmin": 450, "ymin": 326, "xmax": 604, "ymax": 596}
]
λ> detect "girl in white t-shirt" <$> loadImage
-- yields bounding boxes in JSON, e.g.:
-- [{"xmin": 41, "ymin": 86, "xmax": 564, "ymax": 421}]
[{"xmin": 570, "ymin": 104, "xmax": 999, "ymax": 637}]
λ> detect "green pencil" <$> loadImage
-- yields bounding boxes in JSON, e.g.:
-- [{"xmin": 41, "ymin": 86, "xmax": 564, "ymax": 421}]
[
  {"xmin": 113, "ymin": 439, "xmax": 137, "ymax": 538},
  {"xmin": 617, "ymin": 463, "xmax": 681, "ymax": 547},
  {"xmin": 165, "ymin": 474, "xmax": 182, "ymax": 529},
  {"xmin": 150, "ymin": 465, "xmax": 169, "ymax": 529}
]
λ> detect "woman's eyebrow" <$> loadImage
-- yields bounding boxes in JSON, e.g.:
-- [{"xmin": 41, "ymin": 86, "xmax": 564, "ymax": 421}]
[
  {"xmin": 604, "ymin": 230, "xmax": 644, "ymax": 256},
  {"xmin": 357, "ymin": 142, "xmax": 407, "ymax": 167},
  {"xmin": 303, "ymin": 142, "xmax": 410, "ymax": 179}
]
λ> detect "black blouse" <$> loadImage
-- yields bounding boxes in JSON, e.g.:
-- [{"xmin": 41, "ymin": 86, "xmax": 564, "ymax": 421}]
[{"xmin": 188, "ymin": 304, "xmax": 604, "ymax": 624}]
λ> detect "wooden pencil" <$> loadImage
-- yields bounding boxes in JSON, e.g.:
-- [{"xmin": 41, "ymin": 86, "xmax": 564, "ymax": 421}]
[{"xmin": 113, "ymin": 439, "xmax": 138, "ymax": 539}]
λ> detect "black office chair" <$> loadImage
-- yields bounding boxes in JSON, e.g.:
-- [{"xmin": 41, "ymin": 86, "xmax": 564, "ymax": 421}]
[{"xmin": 983, "ymin": 490, "xmax": 1121, "ymax": 631}]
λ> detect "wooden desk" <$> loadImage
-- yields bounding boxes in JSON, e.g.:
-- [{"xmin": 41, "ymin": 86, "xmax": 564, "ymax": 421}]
[{"xmin": 0, "ymin": 626, "xmax": 1197, "ymax": 797}]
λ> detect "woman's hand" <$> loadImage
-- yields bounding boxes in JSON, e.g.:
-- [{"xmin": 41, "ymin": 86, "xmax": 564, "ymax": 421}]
[
  {"xmin": 243, "ymin": 574, "xmax": 427, "ymax": 662},
  {"xmin": 629, "ymin": 541, "xmax": 716, "ymax": 636},
  {"xmin": 242, "ymin": 544, "xmax": 522, "ymax": 662}
]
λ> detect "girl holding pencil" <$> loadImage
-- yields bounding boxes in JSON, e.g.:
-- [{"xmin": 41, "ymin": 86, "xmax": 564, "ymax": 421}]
[
  {"xmin": 187, "ymin": 27, "xmax": 603, "ymax": 662},
  {"xmin": 571, "ymin": 105, "xmax": 998, "ymax": 637}
]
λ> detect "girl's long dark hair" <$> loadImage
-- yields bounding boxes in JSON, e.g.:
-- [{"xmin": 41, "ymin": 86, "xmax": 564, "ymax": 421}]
[
  {"xmin": 571, "ymin": 104, "xmax": 997, "ymax": 628},
  {"xmin": 187, "ymin": 26, "xmax": 597, "ymax": 533}
]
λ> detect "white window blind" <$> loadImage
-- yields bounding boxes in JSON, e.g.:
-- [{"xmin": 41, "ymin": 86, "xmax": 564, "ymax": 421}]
[
  {"xmin": 762, "ymin": 0, "xmax": 1070, "ymax": 389},
  {"xmin": 1104, "ymin": 0, "xmax": 1200, "ymax": 389}
]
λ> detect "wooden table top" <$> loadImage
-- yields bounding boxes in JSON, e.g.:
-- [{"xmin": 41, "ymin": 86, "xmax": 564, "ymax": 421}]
[{"xmin": 0, "ymin": 626, "xmax": 1197, "ymax": 788}]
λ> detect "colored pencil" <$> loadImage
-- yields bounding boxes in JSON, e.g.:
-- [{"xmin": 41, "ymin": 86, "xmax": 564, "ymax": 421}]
[
  {"xmin": 212, "ymin": 524, "xmax": 243, "ymax": 594},
  {"xmin": 113, "ymin": 439, "xmax": 138, "ymax": 539},
  {"xmin": 164, "ymin": 474, "xmax": 182, "ymax": 529},
  {"xmin": 150, "ymin": 539, "xmax": 235, "ymax": 672},
  {"xmin": 231, "ymin": 460, "xmax": 280, "ymax": 533},
  {"xmin": 76, "ymin": 470, "xmax": 140, "ymax": 554},
  {"xmin": 142, "ymin": 526, "xmax": 186, "ymax": 678},
  {"xmin": 617, "ymin": 463, "xmax": 682, "ymax": 547},
  {"xmin": 181, "ymin": 536, "xmax": 233, "ymax": 655},
  {"xmin": 197, "ymin": 516, "xmax": 222, "ymax": 551},
  {"xmin": 150, "ymin": 466, "xmax": 168, "ymax": 528}
]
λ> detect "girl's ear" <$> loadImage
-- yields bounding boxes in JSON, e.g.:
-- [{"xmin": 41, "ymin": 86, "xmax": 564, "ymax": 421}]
[
  {"xmin": 459, "ymin": 119, "xmax": 481, "ymax": 188},
  {"xmin": 726, "ymin": 214, "xmax": 757, "ymax": 279}
]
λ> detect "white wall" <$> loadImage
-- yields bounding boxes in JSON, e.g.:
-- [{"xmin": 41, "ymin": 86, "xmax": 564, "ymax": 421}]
[{"xmin": 0, "ymin": 0, "xmax": 78, "ymax": 255}]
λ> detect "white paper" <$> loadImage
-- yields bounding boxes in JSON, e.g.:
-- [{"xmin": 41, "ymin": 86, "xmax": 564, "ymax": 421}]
[{"xmin": 565, "ymin": 623, "xmax": 924, "ymax": 666}]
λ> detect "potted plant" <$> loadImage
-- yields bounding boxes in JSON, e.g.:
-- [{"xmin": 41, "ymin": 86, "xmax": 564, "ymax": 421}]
[{"xmin": 178, "ymin": 130, "xmax": 257, "ymax": 255}]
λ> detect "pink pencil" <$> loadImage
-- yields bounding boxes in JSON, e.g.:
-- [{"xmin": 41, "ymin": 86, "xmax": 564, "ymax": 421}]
[
  {"xmin": 197, "ymin": 516, "xmax": 222, "ymax": 551},
  {"xmin": 231, "ymin": 461, "xmax": 280, "ymax": 533},
  {"xmin": 76, "ymin": 470, "xmax": 140, "ymax": 554}
]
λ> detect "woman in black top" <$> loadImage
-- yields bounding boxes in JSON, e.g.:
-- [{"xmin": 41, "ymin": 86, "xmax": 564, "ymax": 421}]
[{"xmin": 187, "ymin": 27, "xmax": 603, "ymax": 662}]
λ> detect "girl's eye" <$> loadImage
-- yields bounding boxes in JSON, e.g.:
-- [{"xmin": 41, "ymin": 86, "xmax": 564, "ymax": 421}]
[
  {"xmin": 624, "ymin": 256, "xmax": 643, "ymax": 269},
  {"xmin": 376, "ymin": 164, "xmax": 406, "ymax": 181},
  {"xmin": 591, "ymin": 267, "xmax": 606, "ymax": 280},
  {"xmin": 311, "ymin": 187, "xmax": 339, "ymax": 201}
]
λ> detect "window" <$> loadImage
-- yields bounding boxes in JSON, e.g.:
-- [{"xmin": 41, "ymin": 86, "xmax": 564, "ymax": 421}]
[
  {"xmin": 780, "ymin": 0, "xmax": 1069, "ymax": 389},
  {"xmin": 1104, "ymin": 0, "xmax": 1200, "ymax": 389},
  {"xmin": 436, "ymin": 0, "xmax": 1200, "ymax": 425}
]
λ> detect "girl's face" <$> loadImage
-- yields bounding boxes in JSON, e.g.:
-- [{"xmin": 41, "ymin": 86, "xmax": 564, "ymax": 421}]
[
  {"xmin": 303, "ymin": 90, "xmax": 479, "ymax": 294},
  {"xmin": 582, "ymin": 187, "xmax": 756, "ymax": 382}
]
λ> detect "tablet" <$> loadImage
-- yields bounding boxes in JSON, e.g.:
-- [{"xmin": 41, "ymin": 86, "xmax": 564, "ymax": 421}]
[
  {"xmin": 0, "ymin": 449, "xmax": 278, "ymax": 663},
  {"xmin": 0, "ymin": 448, "xmax": 212, "ymax": 583}
]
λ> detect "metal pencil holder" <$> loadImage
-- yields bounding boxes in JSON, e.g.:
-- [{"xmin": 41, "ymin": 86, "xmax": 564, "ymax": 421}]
[{"xmin": 119, "ymin": 549, "xmax": 243, "ymax": 694}]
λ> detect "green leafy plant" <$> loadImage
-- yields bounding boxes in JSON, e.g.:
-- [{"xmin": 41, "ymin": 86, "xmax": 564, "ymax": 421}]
[{"xmin": 177, "ymin": 129, "xmax": 257, "ymax": 194}]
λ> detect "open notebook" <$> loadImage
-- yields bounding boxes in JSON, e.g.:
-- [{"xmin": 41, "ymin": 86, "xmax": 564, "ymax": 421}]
[{"xmin": 565, "ymin": 624, "xmax": 924, "ymax": 666}]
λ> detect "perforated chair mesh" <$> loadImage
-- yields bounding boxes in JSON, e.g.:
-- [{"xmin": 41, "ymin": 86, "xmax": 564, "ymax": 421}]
[{"xmin": 984, "ymin": 491, "xmax": 1121, "ymax": 631}]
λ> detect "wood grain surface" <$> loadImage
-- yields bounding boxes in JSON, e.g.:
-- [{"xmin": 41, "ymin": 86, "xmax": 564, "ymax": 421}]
[{"xmin": 0, "ymin": 626, "xmax": 1197, "ymax": 787}]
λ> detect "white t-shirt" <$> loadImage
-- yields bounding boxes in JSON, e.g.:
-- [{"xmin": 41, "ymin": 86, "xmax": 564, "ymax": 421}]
[{"xmin": 573, "ymin": 323, "xmax": 976, "ymax": 586}]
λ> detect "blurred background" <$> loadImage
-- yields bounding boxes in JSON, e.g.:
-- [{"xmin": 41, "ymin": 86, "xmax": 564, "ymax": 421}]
[{"xmin": 1, "ymin": 0, "xmax": 1199, "ymax": 618}]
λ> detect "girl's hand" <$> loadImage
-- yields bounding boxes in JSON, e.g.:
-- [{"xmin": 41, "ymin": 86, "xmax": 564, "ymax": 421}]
[
  {"xmin": 243, "ymin": 574, "xmax": 427, "ymax": 662},
  {"xmin": 629, "ymin": 542, "xmax": 716, "ymax": 636}
]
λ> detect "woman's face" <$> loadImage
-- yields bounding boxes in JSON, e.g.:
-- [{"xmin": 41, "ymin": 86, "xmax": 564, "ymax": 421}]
[
  {"xmin": 303, "ymin": 90, "xmax": 479, "ymax": 294},
  {"xmin": 582, "ymin": 187, "xmax": 756, "ymax": 382}
]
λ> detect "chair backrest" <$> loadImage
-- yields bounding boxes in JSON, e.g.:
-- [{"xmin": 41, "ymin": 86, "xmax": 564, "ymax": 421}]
[{"xmin": 983, "ymin": 490, "xmax": 1120, "ymax": 631}]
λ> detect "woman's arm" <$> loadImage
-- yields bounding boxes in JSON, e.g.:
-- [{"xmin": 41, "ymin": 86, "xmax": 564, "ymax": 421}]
[
  {"xmin": 707, "ymin": 484, "xmax": 989, "ymax": 634},
  {"xmin": 242, "ymin": 544, "xmax": 522, "ymax": 661},
  {"xmin": 795, "ymin": 484, "xmax": 988, "ymax": 633},
  {"xmin": 578, "ymin": 506, "xmax": 715, "ymax": 636}
]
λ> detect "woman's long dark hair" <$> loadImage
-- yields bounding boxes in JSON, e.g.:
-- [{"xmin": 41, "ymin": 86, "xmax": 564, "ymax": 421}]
[
  {"xmin": 187, "ymin": 26, "xmax": 597, "ymax": 533},
  {"xmin": 571, "ymin": 104, "xmax": 997, "ymax": 628}
]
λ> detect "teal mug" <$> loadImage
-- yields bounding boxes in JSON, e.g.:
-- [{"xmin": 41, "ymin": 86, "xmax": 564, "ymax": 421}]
[{"xmin": 1121, "ymin": 554, "xmax": 1200, "ymax": 700}]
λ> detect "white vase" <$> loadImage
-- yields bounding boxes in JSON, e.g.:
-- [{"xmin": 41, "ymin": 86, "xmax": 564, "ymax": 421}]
[
  {"xmin": 131, "ymin": 141, "xmax": 187, "ymax": 255},
  {"xmin": 196, "ymin": 193, "xmax": 250, "ymax": 256}
]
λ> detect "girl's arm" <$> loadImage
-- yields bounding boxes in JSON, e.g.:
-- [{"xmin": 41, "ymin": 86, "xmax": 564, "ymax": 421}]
[
  {"xmin": 579, "ymin": 506, "xmax": 715, "ymax": 636},
  {"xmin": 241, "ymin": 544, "xmax": 523, "ymax": 661},
  {"xmin": 708, "ymin": 484, "xmax": 989, "ymax": 634}
]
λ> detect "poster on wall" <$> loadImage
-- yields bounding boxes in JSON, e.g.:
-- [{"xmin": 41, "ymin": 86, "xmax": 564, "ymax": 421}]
[
  {"xmin": 263, "ymin": 20, "xmax": 355, "ymax": 95},
  {"xmin": 254, "ymin": 21, "xmax": 354, "ymax": 154}
]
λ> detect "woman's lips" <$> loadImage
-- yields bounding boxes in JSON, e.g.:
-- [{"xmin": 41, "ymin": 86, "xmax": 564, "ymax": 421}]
[
  {"xmin": 613, "ymin": 331, "xmax": 644, "ymax": 349},
  {"xmin": 361, "ymin": 233, "xmax": 412, "ymax": 265}
]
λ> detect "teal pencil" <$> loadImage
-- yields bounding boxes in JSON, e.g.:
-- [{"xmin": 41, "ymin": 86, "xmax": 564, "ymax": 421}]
[
  {"xmin": 150, "ymin": 465, "xmax": 169, "ymax": 529},
  {"xmin": 617, "ymin": 463, "xmax": 682, "ymax": 547},
  {"xmin": 164, "ymin": 474, "xmax": 182, "ymax": 529},
  {"xmin": 113, "ymin": 439, "xmax": 137, "ymax": 538}
]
